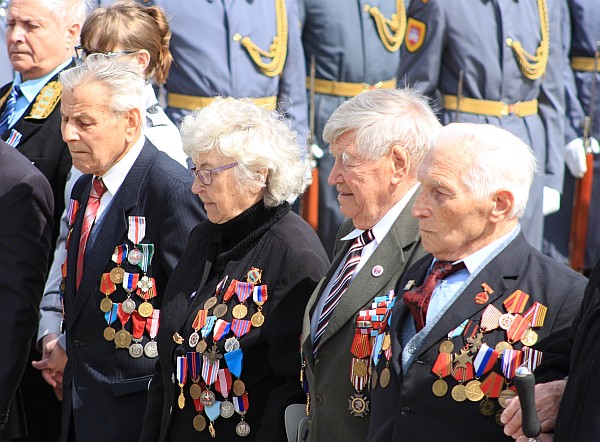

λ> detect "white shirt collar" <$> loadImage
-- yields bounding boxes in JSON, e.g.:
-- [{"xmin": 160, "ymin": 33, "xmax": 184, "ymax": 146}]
[{"xmin": 97, "ymin": 135, "xmax": 145, "ymax": 197}]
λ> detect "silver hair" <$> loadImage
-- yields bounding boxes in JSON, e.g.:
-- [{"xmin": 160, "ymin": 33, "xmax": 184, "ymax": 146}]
[
  {"xmin": 39, "ymin": 0, "xmax": 92, "ymax": 28},
  {"xmin": 181, "ymin": 97, "xmax": 309, "ymax": 207},
  {"xmin": 431, "ymin": 123, "xmax": 537, "ymax": 218},
  {"xmin": 59, "ymin": 53, "xmax": 145, "ymax": 120},
  {"xmin": 322, "ymin": 88, "xmax": 441, "ymax": 176}
]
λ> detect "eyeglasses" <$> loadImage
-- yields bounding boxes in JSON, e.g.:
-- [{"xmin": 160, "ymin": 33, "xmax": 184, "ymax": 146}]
[
  {"xmin": 189, "ymin": 162, "xmax": 238, "ymax": 185},
  {"xmin": 74, "ymin": 45, "xmax": 138, "ymax": 62}
]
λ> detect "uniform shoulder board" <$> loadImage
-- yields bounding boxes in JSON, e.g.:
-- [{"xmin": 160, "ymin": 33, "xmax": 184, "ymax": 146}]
[{"xmin": 25, "ymin": 81, "xmax": 62, "ymax": 120}]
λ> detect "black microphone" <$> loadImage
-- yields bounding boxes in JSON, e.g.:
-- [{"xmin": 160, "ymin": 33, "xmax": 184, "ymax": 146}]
[{"xmin": 513, "ymin": 366, "xmax": 541, "ymax": 439}]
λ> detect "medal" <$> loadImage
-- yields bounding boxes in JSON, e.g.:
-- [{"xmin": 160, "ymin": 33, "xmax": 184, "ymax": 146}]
[
  {"xmin": 371, "ymin": 369, "xmax": 379, "ymax": 389},
  {"xmin": 99, "ymin": 273, "xmax": 116, "ymax": 313},
  {"xmin": 480, "ymin": 304, "xmax": 502, "ymax": 332},
  {"xmin": 204, "ymin": 297, "xmax": 218, "ymax": 310},
  {"xmin": 352, "ymin": 359, "xmax": 368, "ymax": 377},
  {"xmin": 225, "ymin": 337, "xmax": 240, "ymax": 353},
  {"xmin": 233, "ymin": 393, "xmax": 251, "ymax": 437},
  {"xmin": 498, "ymin": 313, "xmax": 515, "ymax": 330},
  {"xmin": 523, "ymin": 302, "xmax": 547, "ymax": 328},
  {"xmin": 196, "ymin": 340, "xmax": 208, "ymax": 353},
  {"xmin": 109, "ymin": 266, "xmax": 124, "ymax": 284},
  {"xmin": 193, "ymin": 414, "xmax": 207, "ymax": 432},
  {"xmin": 104, "ymin": 326, "xmax": 116, "ymax": 341},
  {"xmin": 233, "ymin": 379, "xmax": 246, "ymax": 396},
  {"xmin": 189, "ymin": 332, "xmax": 200, "ymax": 348},
  {"xmin": 100, "ymin": 297, "xmax": 113, "ymax": 313},
  {"xmin": 128, "ymin": 311, "xmax": 146, "ymax": 358},
  {"xmin": 213, "ymin": 303, "xmax": 227, "ymax": 318},
  {"xmin": 122, "ymin": 272, "xmax": 139, "ymax": 314},
  {"xmin": 251, "ymin": 285, "xmax": 268, "ymax": 327},
  {"xmin": 110, "ymin": 244, "xmax": 128, "ymax": 283},
  {"xmin": 348, "ymin": 393, "xmax": 369, "ymax": 417},
  {"xmin": 246, "ymin": 267, "xmax": 262, "ymax": 284},
  {"xmin": 506, "ymin": 314, "xmax": 529, "ymax": 343},
  {"xmin": 521, "ymin": 328, "xmax": 538, "ymax": 346},
  {"xmin": 495, "ymin": 409, "xmax": 505, "ymax": 426},
  {"xmin": 251, "ymin": 311, "xmax": 265, "ymax": 327},
  {"xmin": 479, "ymin": 397, "xmax": 496, "ymax": 416},
  {"xmin": 199, "ymin": 389, "xmax": 216, "ymax": 407},
  {"xmin": 122, "ymin": 298, "xmax": 136, "ymax": 314},
  {"xmin": 432, "ymin": 379, "xmax": 448, "ymax": 397},
  {"xmin": 177, "ymin": 355, "xmax": 187, "ymax": 409},
  {"xmin": 498, "ymin": 388, "xmax": 516, "ymax": 408},
  {"xmin": 188, "ymin": 351, "xmax": 202, "ymax": 398},
  {"xmin": 439, "ymin": 340, "xmax": 454, "ymax": 354},
  {"xmin": 144, "ymin": 309, "xmax": 160, "ymax": 358},
  {"xmin": 232, "ymin": 304, "xmax": 248, "ymax": 319},
  {"xmin": 144, "ymin": 341, "xmax": 158, "ymax": 358},
  {"xmin": 127, "ymin": 248, "xmax": 143, "ymax": 266},
  {"xmin": 129, "ymin": 342, "xmax": 143, "ymax": 358},
  {"xmin": 431, "ymin": 352, "xmax": 452, "ymax": 396},
  {"xmin": 494, "ymin": 341, "xmax": 513, "ymax": 355},
  {"xmin": 190, "ymin": 383, "xmax": 202, "ymax": 400},
  {"xmin": 114, "ymin": 303, "xmax": 133, "ymax": 348},
  {"xmin": 465, "ymin": 379, "xmax": 485, "ymax": 402},
  {"xmin": 136, "ymin": 243, "xmax": 155, "ymax": 273},
  {"xmin": 475, "ymin": 282, "xmax": 494, "ymax": 305},
  {"xmin": 138, "ymin": 301, "xmax": 153, "ymax": 318},
  {"xmin": 379, "ymin": 367, "xmax": 391, "ymax": 388},
  {"xmin": 127, "ymin": 215, "xmax": 146, "ymax": 245},
  {"xmin": 236, "ymin": 420, "xmax": 251, "ymax": 437},
  {"xmin": 220, "ymin": 400, "xmax": 235, "ymax": 418},
  {"xmin": 215, "ymin": 368, "xmax": 233, "ymax": 398},
  {"xmin": 451, "ymin": 384, "xmax": 467, "ymax": 402},
  {"xmin": 503, "ymin": 289, "xmax": 530, "ymax": 315},
  {"xmin": 473, "ymin": 344, "xmax": 500, "ymax": 378},
  {"xmin": 137, "ymin": 275, "xmax": 153, "ymax": 293}
]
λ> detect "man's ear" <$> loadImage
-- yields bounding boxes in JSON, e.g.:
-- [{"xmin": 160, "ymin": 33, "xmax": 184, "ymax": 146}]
[
  {"xmin": 489, "ymin": 189, "xmax": 514, "ymax": 223},
  {"xmin": 125, "ymin": 108, "xmax": 142, "ymax": 141},
  {"xmin": 390, "ymin": 144, "xmax": 410, "ymax": 185}
]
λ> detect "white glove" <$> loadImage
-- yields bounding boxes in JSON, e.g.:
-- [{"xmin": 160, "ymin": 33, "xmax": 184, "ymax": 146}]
[
  {"xmin": 565, "ymin": 137, "xmax": 600, "ymax": 178},
  {"xmin": 543, "ymin": 186, "xmax": 561, "ymax": 216}
]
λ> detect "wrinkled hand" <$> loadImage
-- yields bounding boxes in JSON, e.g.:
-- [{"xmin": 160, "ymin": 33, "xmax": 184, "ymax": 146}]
[
  {"xmin": 565, "ymin": 137, "xmax": 600, "ymax": 178},
  {"xmin": 31, "ymin": 333, "xmax": 68, "ymax": 400},
  {"xmin": 501, "ymin": 380, "xmax": 566, "ymax": 439},
  {"xmin": 543, "ymin": 187, "xmax": 561, "ymax": 216}
]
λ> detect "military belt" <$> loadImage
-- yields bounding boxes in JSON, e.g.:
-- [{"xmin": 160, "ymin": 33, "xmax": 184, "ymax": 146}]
[
  {"xmin": 167, "ymin": 93, "xmax": 277, "ymax": 111},
  {"xmin": 571, "ymin": 57, "xmax": 600, "ymax": 72},
  {"xmin": 443, "ymin": 95, "xmax": 538, "ymax": 118},
  {"xmin": 308, "ymin": 78, "xmax": 397, "ymax": 97}
]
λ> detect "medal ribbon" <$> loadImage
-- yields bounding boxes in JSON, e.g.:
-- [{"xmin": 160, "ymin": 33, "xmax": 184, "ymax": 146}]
[
  {"xmin": 462, "ymin": 320, "xmax": 479, "ymax": 340},
  {"xmin": 503, "ymin": 290, "xmax": 530, "ymax": 314},
  {"xmin": 213, "ymin": 319, "xmax": 231, "ymax": 342},
  {"xmin": 67, "ymin": 199, "xmax": 80, "ymax": 227},
  {"xmin": 192, "ymin": 309, "xmax": 208, "ymax": 331},
  {"xmin": 193, "ymin": 382, "xmax": 206, "ymax": 413},
  {"xmin": 104, "ymin": 304, "xmax": 119, "ymax": 325},
  {"xmin": 100, "ymin": 273, "xmax": 116, "ymax": 295},
  {"xmin": 448, "ymin": 319, "xmax": 469, "ymax": 339},
  {"xmin": 350, "ymin": 332, "xmax": 372, "ymax": 358},
  {"xmin": 131, "ymin": 311, "xmax": 146, "ymax": 339},
  {"xmin": 224, "ymin": 349, "xmax": 243, "ymax": 378},
  {"xmin": 351, "ymin": 357, "xmax": 368, "ymax": 391},
  {"xmin": 523, "ymin": 347, "xmax": 543, "ymax": 372},
  {"xmin": 222, "ymin": 279, "xmax": 237, "ymax": 302},
  {"xmin": 201, "ymin": 316, "xmax": 217, "ymax": 339},
  {"xmin": 145, "ymin": 309, "xmax": 160, "ymax": 338},
  {"xmin": 371, "ymin": 332, "xmax": 385, "ymax": 366},
  {"xmin": 187, "ymin": 351, "xmax": 201, "ymax": 382},
  {"xmin": 201, "ymin": 355, "xmax": 220, "ymax": 385},
  {"xmin": 236, "ymin": 281, "xmax": 254, "ymax": 303},
  {"xmin": 216, "ymin": 275, "xmax": 229, "ymax": 296},
  {"xmin": 117, "ymin": 303, "xmax": 132, "ymax": 327},
  {"xmin": 111, "ymin": 244, "xmax": 128, "ymax": 265},
  {"xmin": 214, "ymin": 368, "xmax": 232, "ymax": 397},
  {"xmin": 507, "ymin": 314, "xmax": 529, "ymax": 343},
  {"xmin": 431, "ymin": 352, "xmax": 453, "ymax": 378},
  {"xmin": 473, "ymin": 343, "xmax": 500, "ymax": 377},
  {"xmin": 137, "ymin": 243, "xmax": 154, "ymax": 273},
  {"xmin": 205, "ymin": 402, "xmax": 221, "ymax": 422},
  {"xmin": 523, "ymin": 302, "xmax": 547, "ymax": 328},
  {"xmin": 480, "ymin": 304, "xmax": 502, "ymax": 332},
  {"xmin": 176, "ymin": 355, "xmax": 188, "ymax": 386},
  {"xmin": 480, "ymin": 371, "xmax": 504, "ymax": 398},
  {"xmin": 231, "ymin": 319, "xmax": 251, "ymax": 338},
  {"xmin": 127, "ymin": 216, "xmax": 146, "ymax": 244},
  {"xmin": 137, "ymin": 276, "xmax": 155, "ymax": 299},
  {"xmin": 253, "ymin": 285, "xmax": 268, "ymax": 304},
  {"xmin": 501, "ymin": 349, "xmax": 523, "ymax": 380},
  {"xmin": 452, "ymin": 362, "xmax": 474, "ymax": 383},
  {"xmin": 233, "ymin": 393, "xmax": 249, "ymax": 415},
  {"xmin": 122, "ymin": 272, "xmax": 140, "ymax": 293}
]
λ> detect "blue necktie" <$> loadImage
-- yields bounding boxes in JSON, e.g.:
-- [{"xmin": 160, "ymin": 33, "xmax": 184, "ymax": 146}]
[{"xmin": 0, "ymin": 85, "xmax": 21, "ymax": 135}]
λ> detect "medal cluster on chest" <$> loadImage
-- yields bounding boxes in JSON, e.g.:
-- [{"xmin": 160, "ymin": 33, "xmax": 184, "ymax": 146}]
[{"xmin": 171, "ymin": 268, "xmax": 267, "ymax": 438}]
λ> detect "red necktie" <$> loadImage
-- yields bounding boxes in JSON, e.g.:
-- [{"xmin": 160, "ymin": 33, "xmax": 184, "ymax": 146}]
[
  {"xmin": 313, "ymin": 229, "xmax": 375, "ymax": 356},
  {"xmin": 76, "ymin": 177, "xmax": 107, "ymax": 289},
  {"xmin": 403, "ymin": 260, "xmax": 466, "ymax": 331}
]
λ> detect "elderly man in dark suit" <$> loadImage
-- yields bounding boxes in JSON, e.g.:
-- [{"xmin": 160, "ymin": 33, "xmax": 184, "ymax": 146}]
[
  {"xmin": 0, "ymin": 140, "xmax": 53, "ymax": 441},
  {"xmin": 367, "ymin": 123, "xmax": 587, "ymax": 442},
  {"xmin": 300, "ymin": 88, "xmax": 441, "ymax": 442},
  {"xmin": 32, "ymin": 55, "xmax": 205, "ymax": 442}
]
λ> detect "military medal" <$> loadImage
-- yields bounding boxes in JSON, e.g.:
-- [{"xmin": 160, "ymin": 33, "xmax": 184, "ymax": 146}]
[
  {"xmin": 103, "ymin": 304, "xmax": 119, "ymax": 341},
  {"xmin": 122, "ymin": 272, "xmax": 139, "ymax": 314},
  {"xmin": 348, "ymin": 393, "xmax": 370, "ymax": 417},
  {"xmin": 473, "ymin": 344, "xmax": 500, "ymax": 378},
  {"xmin": 215, "ymin": 368, "xmax": 235, "ymax": 417},
  {"xmin": 521, "ymin": 328, "xmax": 538, "ymax": 346},
  {"xmin": 479, "ymin": 398, "xmax": 496, "ymax": 416},
  {"xmin": 451, "ymin": 363, "xmax": 473, "ymax": 402},
  {"xmin": 498, "ymin": 313, "xmax": 514, "ymax": 330},
  {"xmin": 474, "ymin": 282, "xmax": 494, "ymax": 305},
  {"xmin": 498, "ymin": 388, "xmax": 516, "ymax": 409},
  {"xmin": 225, "ymin": 337, "xmax": 240, "ymax": 353},
  {"xmin": 127, "ymin": 248, "xmax": 143, "ymax": 266},
  {"xmin": 233, "ymin": 281, "xmax": 253, "ymax": 319},
  {"xmin": 213, "ymin": 303, "xmax": 228, "ymax": 319},
  {"xmin": 197, "ymin": 316, "xmax": 216, "ymax": 354},
  {"xmin": 189, "ymin": 309, "xmax": 208, "ymax": 348},
  {"xmin": 99, "ymin": 273, "xmax": 116, "ymax": 313},
  {"xmin": 246, "ymin": 267, "xmax": 262, "ymax": 284},
  {"xmin": 379, "ymin": 367, "xmax": 391, "ymax": 388},
  {"xmin": 233, "ymin": 393, "xmax": 251, "ymax": 437},
  {"xmin": 506, "ymin": 314, "xmax": 529, "ymax": 343},
  {"xmin": 199, "ymin": 389, "xmax": 216, "ymax": 407},
  {"xmin": 431, "ymin": 352, "xmax": 452, "ymax": 397},
  {"xmin": 114, "ymin": 303, "xmax": 133, "ymax": 348},
  {"xmin": 251, "ymin": 285, "xmax": 268, "ymax": 327},
  {"xmin": 523, "ymin": 302, "xmax": 547, "ymax": 329},
  {"xmin": 127, "ymin": 216, "xmax": 146, "ymax": 265},
  {"xmin": 144, "ymin": 311, "xmax": 159, "ymax": 355},
  {"xmin": 233, "ymin": 379, "xmax": 246, "ymax": 397},
  {"xmin": 204, "ymin": 296, "xmax": 218, "ymax": 310},
  {"xmin": 451, "ymin": 384, "xmax": 467, "ymax": 402},
  {"xmin": 523, "ymin": 347, "xmax": 544, "ymax": 372},
  {"xmin": 479, "ymin": 304, "xmax": 502, "ymax": 333},
  {"xmin": 495, "ymin": 341, "xmax": 513, "ymax": 355},
  {"xmin": 465, "ymin": 380, "xmax": 485, "ymax": 402},
  {"xmin": 232, "ymin": 304, "xmax": 248, "ymax": 319},
  {"xmin": 128, "ymin": 311, "xmax": 146, "ymax": 358},
  {"xmin": 220, "ymin": 400, "xmax": 235, "ymax": 418},
  {"xmin": 192, "ymin": 414, "xmax": 207, "ymax": 432},
  {"xmin": 480, "ymin": 372, "xmax": 504, "ymax": 412},
  {"xmin": 204, "ymin": 400, "xmax": 221, "ymax": 438},
  {"xmin": 110, "ymin": 245, "xmax": 128, "ymax": 284},
  {"xmin": 439, "ymin": 340, "xmax": 454, "ymax": 354},
  {"xmin": 500, "ymin": 289, "xmax": 530, "ymax": 330},
  {"xmin": 188, "ymin": 351, "xmax": 202, "ymax": 399},
  {"xmin": 176, "ymin": 355, "xmax": 187, "ymax": 409}
]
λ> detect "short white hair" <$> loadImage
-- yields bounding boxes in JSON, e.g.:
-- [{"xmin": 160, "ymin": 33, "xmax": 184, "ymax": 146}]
[
  {"xmin": 430, "ymin": 123, "xmax": 537, "ymax": 218},
  {"xmin": 59, "ymin": 54, "xmax": 145, "ymax": 119},
  {"xmin": 40, "ymin": 0, "xmax": 92, "ymax": 28},
  {"xmin": 181, "ymin": 97, "xmax": 309, "ymax": 207},
  {"xmin": 322, "ymin": 88, "xmax": 441, "ymax": 176}
]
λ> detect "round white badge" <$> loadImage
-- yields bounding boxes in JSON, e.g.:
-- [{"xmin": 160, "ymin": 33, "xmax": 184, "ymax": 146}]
[{"xmin": 371, "ymin": 265, "xmax": 384, "ymax": 277}]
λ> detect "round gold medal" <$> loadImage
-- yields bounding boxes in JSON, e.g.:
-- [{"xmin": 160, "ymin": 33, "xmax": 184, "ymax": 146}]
[
  {"xmin": 439, "ymin": 340, "xmax": 454, "ymax": 354},
  {"xmin": 498, "ymin": 389, "xmax": 516, "ymax": 408},
  {"xmin": 451, "ymin": 384, "xmax": 467, "ymax": 402},
  {"xmin": 495, "ymin": 410, "xmax": 505, "ymax": 426},
  {"xmin": 100, "ymin": 297, "xmax": 113, "ymax": 313},
  {"xmin": 193, "ymin": 414, "xmax": 207, "ymax": 432},
  {"xmin": 371, "ymin": 369, "xmax": 379, "ymax": 389},
  {"xmin": 465, "ymin": 380, "xmax": 484, "ymax": 402},
  {"xmin": 479, "ymin": 398, "xmax": 496, "ymax": 416},
  {"xmin": 138, "ymin": 301, "xmax": 154, "ymax": 318},
  {"xmin": 382, "ymin": 334, "xmax": 391, "ymax": 351},
  {"xmin": 204, "ymin": 296, "xmax": 218, "ymax": 310},
  {"xmin": 379, "ymin": 367, "xmax": 391, "ymax": 388},
  {"xmin": 251, "ymin": 311, "xmax": 265, "ymax": 327},
  {"xmin": 352, "ymin": 360, "xmax": 368, "ymax": 377},
  {"xmin": 233, "ymin": 379, "xmax": 246, "ymax": 396},
  {"xmin": 213, "ymin": 303, "xmax": 228, "ymax": 319},
  {"xmin": 178, "ymin": 393, "xmax": 185, "ymax": 410},
  {"xmin": 196, "ymin": 340, "xmax": 208, "ymax": 353},
  {"xmin": 521, "ymin": 329, "xmax": 538, "ymax": 346},
  {"xmin": 232, "ymin": 304, "xmax": 248, "ymax": 319},
  {"xmin": 103, "ymin": 326, "xmax": 116, "ymax": 341},
  {"xmin": 109, "ymin": 267, "xmax": 125, "ymax": 284},
  {"xmin": 190, "ymin": 383, "xmax": 202, "ymax": 400},
  {"xmin": 432, "ymin": 379, "xmax": 448, "ymax": 397},
  {"xmin": 114, "ymin": 329, "xmax": 132, "ymax": 348},
  {"xmin": 495, "ymin": 341, "xmax": 513, "ymax": 355}
]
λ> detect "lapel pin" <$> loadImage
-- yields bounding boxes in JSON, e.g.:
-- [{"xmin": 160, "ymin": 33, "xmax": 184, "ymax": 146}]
[
  {"xmin": 372, "ymin": 265, "xmax": 384, "ymax": 277},
  {"xmin": 474, "ymin": 282, "xmax": 494, "ymax": 305},
  {"xmin": 404, "ymin": 280, "xmax": 415, "ymax": 290}
]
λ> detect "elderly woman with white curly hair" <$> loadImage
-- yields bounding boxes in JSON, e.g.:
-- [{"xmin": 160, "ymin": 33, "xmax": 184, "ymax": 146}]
[{"xmin": 141, "ymin": 98, "xmax": 329, "ymax": 442}]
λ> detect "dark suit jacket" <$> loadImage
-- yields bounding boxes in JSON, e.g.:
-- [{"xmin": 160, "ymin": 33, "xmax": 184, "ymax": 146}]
[
  {"xmin": 61, "ymin": 140, "xmax": 205, "ymax": 442},
  {"xmin": 140, "ymin": 205, "xmax": 329, "ymax": 441},
  {"xmin": 367, "ymin": 232, "xmax": 587, "ymax": 442},
  {"xmin": 300, "ymin": 191, "xmax": 426, "ymax": 442},
  {"xmin": 0, "ymin": 141, "xmax": 54, "ymax": 439},
  {"xmin": 0, "ymin": 63, "xmax": 74, "ymax": 248}
]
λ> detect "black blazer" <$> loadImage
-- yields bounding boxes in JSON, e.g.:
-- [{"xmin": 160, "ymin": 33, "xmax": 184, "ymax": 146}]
[
  {"xmin": 0, "ymin": 141, "xmax": 54, "ymax": 439},
  {"xmin": 60, "ymin": 140, "xmax": 205, "ymax": 442},
  {"xmin": 367, "ymin": 232, "xmax": 587, "ymax": 442},
  {"xmin": 140, "ymin": 207, "xmax": 330, "ymax": 442}
]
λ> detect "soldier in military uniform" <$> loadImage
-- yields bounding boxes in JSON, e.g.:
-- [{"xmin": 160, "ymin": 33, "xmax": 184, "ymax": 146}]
[
  {"xmin": 298, "ymin": 0, "xmax": 408, "ymax": 257},
  {"xmin": 152, "ymin": 0, "xmax": 307, "ymax": 143},
  {"xmin": 543, "ymin": 0, "xmax": 600, "ymax": 271},
  {"xmin": 398, "ymin": 0, "xmax": 565, "ymax": 250}
]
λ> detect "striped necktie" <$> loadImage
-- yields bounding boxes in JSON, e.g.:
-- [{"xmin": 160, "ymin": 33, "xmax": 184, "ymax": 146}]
[
  {"xmin": 76, "ymin": 177, "xmax": 107, "ymax": 289},
  {"xmin": 0, "ymin": 85, "xmax": 21, "ymax": 135},
  {"xmin": 313, "ymin": 229, "xmax": 375, "ymax": 356}
]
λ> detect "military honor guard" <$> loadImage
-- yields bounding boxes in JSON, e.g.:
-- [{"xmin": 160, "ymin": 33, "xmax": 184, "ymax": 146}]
[
  {"xmin": 35, "ymin": 56, "xmax": 204, "ymax": 442},
  {"xmin": 298, "ymin": 0, "xmax": 408, "ymax": 257},
  {"xmin": 300, "ymin": 88, "xmax": 440, "ymax": 442},
  {"xmin": 398, "ymin": 0, "xmax": 566, "ymax": 250},
  {"xmin": 366, "ymin": 123, "xmax": 586, "ymax": 442}
]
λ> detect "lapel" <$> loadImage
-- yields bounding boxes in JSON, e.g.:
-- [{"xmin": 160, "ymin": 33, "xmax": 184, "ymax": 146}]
[{"xmin": 68, "ymin": 141, "xmax": 159, "ymax": 324}]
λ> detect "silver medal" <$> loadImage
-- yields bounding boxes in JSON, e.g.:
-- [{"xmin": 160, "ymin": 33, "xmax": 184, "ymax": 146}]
[
  {"xmin": 144, "ymin": 340, "xmax": 158, "ymax": 358},
  {"xmin": 220, "ymin": 400, "xmax": 235, "ymax": 418},
  {"xmin": 236, "ymin": 420, "xmax": 251, "ymax": 437},
  {"xmin": 129, "ymin": 342, "xmax": 144, "ymax": 358},
  {"xmin": 122, "ymin": 297, "xmax": 136, "ymax": 314},
  {"xmin": 224, "ymin": 337, "xmax": 240, "ymax": 353},
  {"xmin": 188, "ymin": 331, "xmax": 200, "ymax": 348}
]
